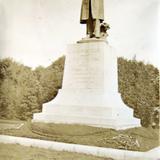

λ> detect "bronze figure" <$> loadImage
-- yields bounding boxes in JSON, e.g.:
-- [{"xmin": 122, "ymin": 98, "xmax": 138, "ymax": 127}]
[{"xmin": 80, "ymin": 0, "xmax": 104, "ymax": 38}]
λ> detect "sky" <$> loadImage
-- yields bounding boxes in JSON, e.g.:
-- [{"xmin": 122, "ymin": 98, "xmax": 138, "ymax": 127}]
[{"xmin": 0, "ymin": 0, "xmax": 159, "ymax": 68}]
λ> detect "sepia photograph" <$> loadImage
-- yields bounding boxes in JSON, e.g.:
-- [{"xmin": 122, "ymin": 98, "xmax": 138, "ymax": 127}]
[{"xmin": 0, "ymin": 0, "xmax": 159, "ymax": 159}]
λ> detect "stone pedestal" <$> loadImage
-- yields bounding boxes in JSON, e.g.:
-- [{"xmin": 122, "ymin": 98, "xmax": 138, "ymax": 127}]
[{"xmin": 33, "ymin": 40, "xmax": 140, "ymax": 130}]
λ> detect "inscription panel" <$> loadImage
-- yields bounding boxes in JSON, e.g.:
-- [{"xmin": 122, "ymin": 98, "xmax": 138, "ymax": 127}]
[{"xmin": 63, "ymin": 43, "xmax": 105, "ymax": 89}]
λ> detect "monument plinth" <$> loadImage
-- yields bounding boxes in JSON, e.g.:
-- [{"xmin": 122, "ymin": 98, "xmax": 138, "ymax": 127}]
[{"xmin": 33, "ymin": 40, "xmax": 140, "ymax": 129}]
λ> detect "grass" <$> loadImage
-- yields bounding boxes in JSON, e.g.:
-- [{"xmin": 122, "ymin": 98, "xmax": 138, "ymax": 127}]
[
  {"xmin": 0, "ymin": 119, "xmax": 24, "ymax": 130},
  {"xmin": 0, "ymin": 143, "xmax": 113, "ymax": 160},
  {"xmin": 0, "ymin": 120, "xmax": 159, "ymax": 152},
  {"xmin": 0, "ymin": 119, "xmax": 23, "ymax": 124}
]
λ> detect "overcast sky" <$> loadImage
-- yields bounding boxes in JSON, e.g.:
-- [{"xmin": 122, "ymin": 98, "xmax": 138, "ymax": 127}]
[{"xmin": 0, "ymin": 0, "xmax": 159, "ymax": 68}]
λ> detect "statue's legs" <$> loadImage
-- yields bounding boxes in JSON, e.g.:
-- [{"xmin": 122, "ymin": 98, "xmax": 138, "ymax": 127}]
[
  {"xmin": 93, "ymin": 19, "xmax": 100, "ymax": 38},
  {"xmin": 86, "ymin": 0, "xmax": 94, "ymax": 38},
  {"xmin": 86, "ymin": 0, "xmax": 100, "ymax": 38},
  {"xmin": 87, "ymin": 15, "xmax": 94, "ymax": 37},
  {"xmin": 87, "ymin": 19, "xmax": 100, "ymax": 38}
]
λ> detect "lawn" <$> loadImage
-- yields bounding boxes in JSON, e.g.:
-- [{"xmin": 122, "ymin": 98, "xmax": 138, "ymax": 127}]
[
  {"xmin": 0, "ymin": 120, "xmax": 159, "ymax": 152},
  {"xmin": 0, "ymin": 119, "xmax": 24, "ymax": 130},
  {"xmin": 0, "ymin": 143, "xmax": 113, "ymax": 160}
]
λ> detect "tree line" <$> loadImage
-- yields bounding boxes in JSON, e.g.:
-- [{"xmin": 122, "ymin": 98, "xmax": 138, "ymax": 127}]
[
  {"xmin": 0, "ymin": 56, "xmax": 159, "ymax": 127},
  {"xmin": 118, "ymin": 58, "xmax": 159, "ymax": 127},
  {"xmin": 0, "ymin": 57, "xmax": 65, "ymax": 120}
]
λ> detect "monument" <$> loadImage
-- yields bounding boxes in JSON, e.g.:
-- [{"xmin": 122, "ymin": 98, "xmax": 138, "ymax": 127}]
[{"xmin": 33, "ymin": 0, "xmax": 140, "ymax": 129}]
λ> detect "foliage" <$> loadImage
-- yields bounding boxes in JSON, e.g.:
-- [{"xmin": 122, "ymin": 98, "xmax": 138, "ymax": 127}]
[
  {"xmin": 118, "ymin": 58, "xmax": 159, "ymax": 127},
  {"xmin": 34, "ymin": 56, "xmax": 65, "ymax": 103},
  {"xmin": 110, "ymin": 134, "xmax": 140, "ymax": 150},
  {"xmin": 0, "ymin": 57, "xmax": 65, "ymax": 120},
  {"xmin": 151, "ymin": 106, "xmax": 160, "ymax": 129}
]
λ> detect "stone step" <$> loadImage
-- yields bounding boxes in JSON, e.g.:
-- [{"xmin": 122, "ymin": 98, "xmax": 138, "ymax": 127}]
[
  {"xmin": 42, "ymin": 104, "xmax": 134, "ymax": 118},
  {"xmin": 33, "ymin": 113, "xmax": 140, "ymax": 130}
]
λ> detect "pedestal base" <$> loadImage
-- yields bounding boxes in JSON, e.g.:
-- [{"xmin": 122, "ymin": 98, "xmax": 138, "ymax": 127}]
[
  {"xmin": 33, "ymin": 90, "xmax": 140, "ymax": 130},
  {"xmin": 33, "ymin": 41, "xmax": 140, "ymax": 130}
]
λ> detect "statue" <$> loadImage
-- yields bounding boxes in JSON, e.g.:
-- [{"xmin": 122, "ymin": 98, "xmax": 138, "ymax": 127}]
[{"xmin": 80, "ymin": 0, "xmax": 109, "ymax": 39}]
